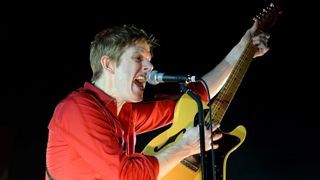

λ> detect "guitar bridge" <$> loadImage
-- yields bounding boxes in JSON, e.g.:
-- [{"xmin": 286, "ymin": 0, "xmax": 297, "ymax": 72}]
[{"xmin": 180, "ymin": 155, "xmax": 201, "ymax": 172}]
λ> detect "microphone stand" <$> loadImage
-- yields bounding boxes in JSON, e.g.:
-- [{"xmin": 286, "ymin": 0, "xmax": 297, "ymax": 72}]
[{"xmin": 179, "ymin": 83, "xmax": 207, "ymax": 180}]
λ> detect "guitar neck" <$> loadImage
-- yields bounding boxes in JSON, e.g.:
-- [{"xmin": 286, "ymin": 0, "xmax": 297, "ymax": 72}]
[
  {"xmin": 208, "ymin": 42, "xmax": 256, "ymax": 125},
  {"xmin": 205, "ymin": 1, "xmax": 283, "ymax": 126}
]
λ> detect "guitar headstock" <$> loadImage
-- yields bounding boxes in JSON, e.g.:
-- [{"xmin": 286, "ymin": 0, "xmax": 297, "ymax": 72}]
[{"xmin": 253, "ymin": 2, "xmax": 283, "ymax": 32}]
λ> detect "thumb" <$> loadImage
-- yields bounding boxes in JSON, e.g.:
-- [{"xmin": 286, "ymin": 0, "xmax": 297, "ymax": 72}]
[{"xmin": 249, "ymin": 20, "xmax": 259, "ymax": 34}]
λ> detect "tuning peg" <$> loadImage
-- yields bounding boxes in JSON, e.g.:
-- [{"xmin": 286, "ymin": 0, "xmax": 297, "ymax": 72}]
[{"xmin": 269, "ymin": 3, "xmax": 274, "ymax": 8}]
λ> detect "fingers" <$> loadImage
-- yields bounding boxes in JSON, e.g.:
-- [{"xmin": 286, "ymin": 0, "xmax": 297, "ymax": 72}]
[
  {"xmin": 186, "ymin": 124, "xmax": 223, "ymax": 152},
  {"xmin": 208, "ymin": 123, "xmax": 222, "ymax": 139},
  {"xmin": 212, "ymin": 132, "xmax": 223, "ymax": 141},
  {"xmin": 206, "ymin": 123, "xmax": 222, "ymax": 141},
  {"xmin": 252, "ymin": 32, "xmax": 270, "ymax": 57},
  {"xmin": 213, "ymin": 144, "xmax": 219, "ymax": 149},
  {"xmin": 210, "ymin": 133, "xmax": 222, "ymax": 149},
  {"xmin": 203, "ymin": 124, "xmax": 223, "ymax": 150},
  {"xmin": 211, "ymin": 123, "xmax": 220, "ymax": 131},
  {"xmin": 252, "ymin": 32, "xmax": 270, "ymax": 45}
]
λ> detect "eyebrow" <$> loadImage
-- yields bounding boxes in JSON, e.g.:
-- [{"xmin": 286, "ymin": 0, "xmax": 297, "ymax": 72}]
[{"xmin": 134, "ymin": 47, "xmax": 152, "ymax": 60}]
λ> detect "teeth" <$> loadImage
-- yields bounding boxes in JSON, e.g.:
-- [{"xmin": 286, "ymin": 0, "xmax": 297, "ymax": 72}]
[{"xmin": 135, "ymin": 76, "xmax": 146, "ymax": 83}]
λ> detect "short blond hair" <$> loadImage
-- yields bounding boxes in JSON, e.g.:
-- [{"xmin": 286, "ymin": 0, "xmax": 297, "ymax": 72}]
[{"xmin": 89, "ymin": 25, "xmax": 158, "ymax": 82}]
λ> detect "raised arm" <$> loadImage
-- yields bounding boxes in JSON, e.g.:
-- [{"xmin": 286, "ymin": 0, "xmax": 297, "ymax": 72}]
[{"xmin": 202, "ymin": 21, "xmax": 270, "ymax": 99}]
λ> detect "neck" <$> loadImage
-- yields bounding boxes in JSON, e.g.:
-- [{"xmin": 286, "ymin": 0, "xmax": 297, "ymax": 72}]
[
  {"xmin": 116, "ymin": 101, "xmax": 126, "ymax": 116},
  {"xmin": 93, "ymin": 77, "xmax": 109, "ymax": 94},
  {"xmin": 93, "ymin": 78, "xmax": 126, "ymax": 116}
]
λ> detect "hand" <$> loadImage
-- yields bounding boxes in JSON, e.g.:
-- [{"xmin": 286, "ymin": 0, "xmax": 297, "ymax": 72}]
[
  {"xmin": 248, "ymin": 21, "xmax": 270, "ymax": 58},
  {"xmin": 155, "ymin": 123, "xmax": 222, "ymax": 178},
  {"xmin": 181, "ymin": 123, "xmax": 222, "ymax": 156}
]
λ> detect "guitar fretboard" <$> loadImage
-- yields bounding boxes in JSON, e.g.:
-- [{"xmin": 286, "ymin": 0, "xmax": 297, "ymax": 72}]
[{"xmin": 208, "ymin": 42, "xmax": 256, "ymax": 126}]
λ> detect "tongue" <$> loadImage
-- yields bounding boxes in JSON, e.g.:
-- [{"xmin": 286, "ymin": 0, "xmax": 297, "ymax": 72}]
[{"xmin": 134, "ymin": 80, "xmax": 144, "ymax": 90}]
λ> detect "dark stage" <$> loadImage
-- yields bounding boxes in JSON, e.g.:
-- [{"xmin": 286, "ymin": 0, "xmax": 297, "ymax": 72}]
[{"xmin": 2, "ymin": 1, "xmax": 319, "ymax": 179}]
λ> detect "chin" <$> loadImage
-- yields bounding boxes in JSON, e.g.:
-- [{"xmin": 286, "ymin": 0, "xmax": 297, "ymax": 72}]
[
  {"xmin": 130, "ymin": 96, "xmax": 143, "ymax": 103},
  {"xmin": 135, "ymin": 97, "xmax": 143, "ymax": 102}
]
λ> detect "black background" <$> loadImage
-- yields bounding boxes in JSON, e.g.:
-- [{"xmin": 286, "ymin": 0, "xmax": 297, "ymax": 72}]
[{"xmin": 2, "ymin": 0, "xmax": 319, "ymax": 179}]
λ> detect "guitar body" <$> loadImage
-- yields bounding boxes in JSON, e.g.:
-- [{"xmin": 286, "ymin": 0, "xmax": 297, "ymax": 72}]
[{"xmin": 143, "ymin": 94, "xmax": 246, "ymax": 180}]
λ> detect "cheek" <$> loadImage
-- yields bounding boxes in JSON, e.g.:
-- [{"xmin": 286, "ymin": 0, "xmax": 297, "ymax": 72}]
[
  {"xmin": 115, "ymin": 61, "xmax": 139, "ymax": 83},
  {"xmin": 115, "ymin": 69, "xmax": 133, "ymax": 85}
]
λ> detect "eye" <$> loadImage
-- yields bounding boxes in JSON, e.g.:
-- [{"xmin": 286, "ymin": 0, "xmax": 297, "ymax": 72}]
[{"xmin": 135, "ymin": 56, "xmax": 143, "ymax": 62}]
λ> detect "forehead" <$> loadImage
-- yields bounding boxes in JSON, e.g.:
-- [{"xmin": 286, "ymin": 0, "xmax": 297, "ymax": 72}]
[{"xmin": 127, "ymin": 42, "xmax": 152, "ymax": 60}]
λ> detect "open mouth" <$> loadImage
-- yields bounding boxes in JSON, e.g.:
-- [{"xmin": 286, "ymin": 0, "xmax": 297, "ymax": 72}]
[{"xmin": 134, "ymin": 75, "xmax": 146, "ymax": 90}]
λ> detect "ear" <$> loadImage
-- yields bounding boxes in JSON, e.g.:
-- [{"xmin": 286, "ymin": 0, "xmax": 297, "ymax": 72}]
[{"xmin": 100, "ymin": 55, "xmax": 115, "ymax": 74}]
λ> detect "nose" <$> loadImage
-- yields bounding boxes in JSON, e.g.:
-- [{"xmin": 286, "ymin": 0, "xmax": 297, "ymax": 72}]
[{"xmin": 142, "ymin": 59, "xmax": 153, "ymax": 72}]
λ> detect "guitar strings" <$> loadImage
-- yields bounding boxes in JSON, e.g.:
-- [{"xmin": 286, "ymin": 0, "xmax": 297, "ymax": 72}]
[{"xmin": 209, "ymin": 41, "xmax": 255, "ymax": 125}]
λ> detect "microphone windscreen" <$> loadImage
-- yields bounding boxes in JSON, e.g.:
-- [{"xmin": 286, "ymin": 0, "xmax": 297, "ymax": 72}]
[{"xmin": 146, "ymin": 70, "xmax": 159, "ymax": 85}]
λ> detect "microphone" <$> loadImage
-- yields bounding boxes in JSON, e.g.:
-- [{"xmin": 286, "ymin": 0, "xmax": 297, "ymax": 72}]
[{"xmin": 147, "ymin": 70, "xmax": 199, "ymax": 85}]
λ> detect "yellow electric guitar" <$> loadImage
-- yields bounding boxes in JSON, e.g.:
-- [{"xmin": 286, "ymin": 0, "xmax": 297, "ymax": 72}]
[{"xmin": 142, "ymin": 3, "xmax": 282, "ymax": 180}]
